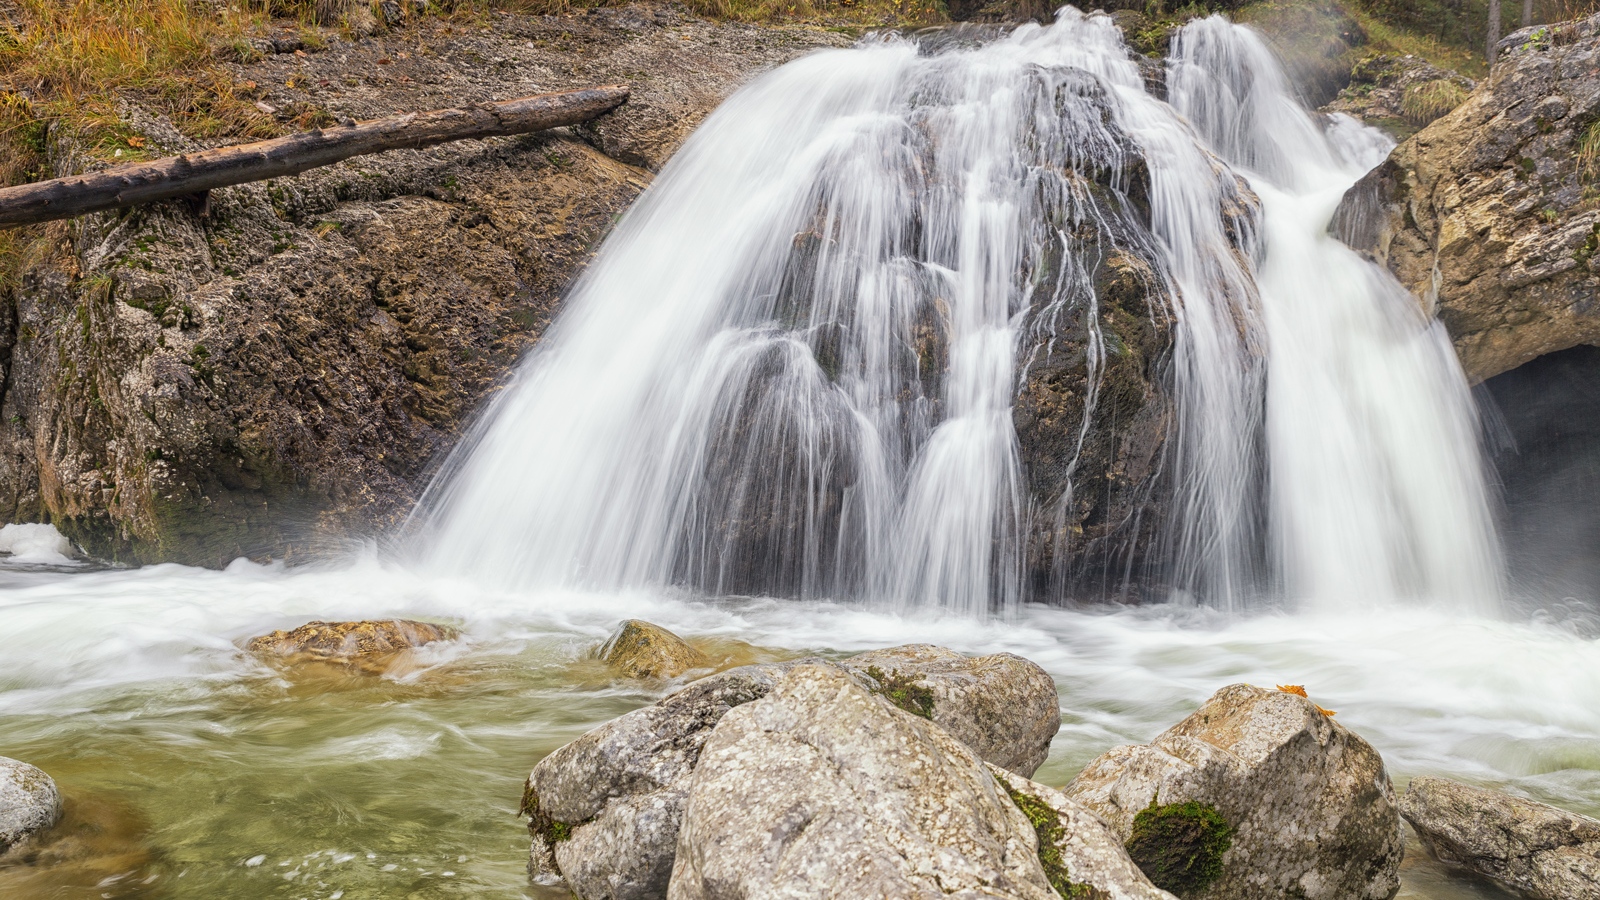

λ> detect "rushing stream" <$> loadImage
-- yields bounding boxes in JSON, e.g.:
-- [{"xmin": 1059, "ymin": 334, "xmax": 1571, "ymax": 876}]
[{"xmin": 0, "ymin": 10, "xmax": 1595, "ymax": 900}]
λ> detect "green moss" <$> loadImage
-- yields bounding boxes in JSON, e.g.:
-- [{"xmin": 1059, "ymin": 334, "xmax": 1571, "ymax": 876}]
[
  {"xmin": 1125, "ymin": 800, "xmax": 1233, "ymax": 898},
  {"xmin": 863, "ymin": 665, "xmax": 934, "ymax": 719},
  {"xmin": 1002, "ymin": 783, "xmax": 1105, "ymax": 899}
]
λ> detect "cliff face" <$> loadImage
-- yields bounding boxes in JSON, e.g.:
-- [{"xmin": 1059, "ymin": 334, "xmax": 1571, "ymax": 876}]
[
  {"xmin": 0, "ymin": 9, "xmax": 849, "ymax": 565},
  {"xmin": 1333, "ymin": 15, "xmax": 1600, "ymax": 384}
]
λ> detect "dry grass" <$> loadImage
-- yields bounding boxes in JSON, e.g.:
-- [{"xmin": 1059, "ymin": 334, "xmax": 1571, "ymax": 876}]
[
  {"xmin": 1339, "ymin": 2, "xmax": 1487, "ymax": 76},
  {"xmin": 1400, "ymin": 76, "xmax": 1469, "ymax": 124}
]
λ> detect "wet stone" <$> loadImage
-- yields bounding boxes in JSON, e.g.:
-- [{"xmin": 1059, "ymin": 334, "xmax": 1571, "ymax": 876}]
[
  {"xmin": 0, "ymin": 757, "xmax": 62, "ymax": 854},
  {"xmin": 595, "ymin": 620, "xmax": 710, "ymax": 680},
  {"xmin": 245, "ymin": 619, "xmax": 456, "ymax": 674}
]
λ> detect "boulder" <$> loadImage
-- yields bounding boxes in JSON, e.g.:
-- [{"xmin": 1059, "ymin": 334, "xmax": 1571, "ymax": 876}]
[
  {"xmin": 523, "ymin": 644, "xmax": 1063, "ymax": 898},
  {"xmin": 245, "ymin": 619, "xmax": 455, "ymax": 673},
  {"xmin": 596, "ymin": 620, "xmax": 710, "ymax": 680},
  {"xmin": 1400, "ymin": 776, "xmax": 1600, "ymax": 900},
  {"xmin": 523, "ymin": 661, "xmax": 796, "ymax": 896},
  {"xmin": 1064, "ymin": 683, "xmax": 1403, "ymax": 900},
  {"xmin": 1332, "ymin": 13, "xmax": 1600, "ymax": 384},
  {"xmin": 668, "ymin": 663, "xmax": 1059, "ymax": 900},
  {"xmin": 841, "ymin": 644, "xmax": 1060, "ymax": 777},
  {"xmin": 988, "ymin": 765, "xmax": 1180, "ymax": 900},
  {"xmin": 0, "ymin": 758, "xmax": 61, "ymax": 853}
]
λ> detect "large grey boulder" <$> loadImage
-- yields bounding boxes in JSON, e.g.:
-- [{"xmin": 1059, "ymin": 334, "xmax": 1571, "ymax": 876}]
[
  {"xmin": 523, "ymin": 661, "xmax": 795, "ymax": 896},
  {"xmin": 1400, "ymin": 776, "xmax": 1600, "ymax": 900},
  {"xmin": 841, "ymin": 644, "xmax": 1061, "ymax": 777},
  {"xmin": 0, "ymin": 757, "xmax": 62, "ymax": 853},
  {"xmin": 524, "ymin": 644, "xmax": 1062, "ymax": 898},
  {"xmin": 668, "ymin": 663, "xmax": 1057, "ymax": 900},
  {"xmin": 1064, "ymin": 683, "xmax": 1403, "ymax": 900}
]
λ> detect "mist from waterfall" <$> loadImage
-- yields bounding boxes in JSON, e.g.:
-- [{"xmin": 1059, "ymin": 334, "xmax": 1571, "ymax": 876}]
[{"xmin": 412, "ymin": 10, "xmax": 1503, "ymax": 615}]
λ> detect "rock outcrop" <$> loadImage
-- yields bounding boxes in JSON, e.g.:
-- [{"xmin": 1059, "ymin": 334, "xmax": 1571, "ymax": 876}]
[
  {"xmin": 0, "ymin": 8, "xmax": 850, "ymax": 565},
  {"xmin": 523, "ymin": 644, "xmax": 1062, "ymax": 898},
  {"xmin": 0, "ymin": 758, "xmax": 61, "ymax": 854},
  {"xmin": 1064, "ymin": 683, "xmax": 1404, "ymax": 900},
  {"xmin": 245, "ymin": 618, "xmax": 455, "ymax": 672},
  {"xmin": 1400, "ymin": 776, "xmax": 1600, "ymax": 900},
  {"xmin": 596, "ymin": 619, "xmax": 710, "ymax": 680},
  {"xmin": 1333, "ymin": 13, "xmax": 1600, "ymax": 383}
]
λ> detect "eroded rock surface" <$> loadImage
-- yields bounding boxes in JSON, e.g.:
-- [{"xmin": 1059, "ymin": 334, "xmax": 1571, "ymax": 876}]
[
  {"xmin": 596, "ymin": 619, "xmax": 710, "ymax": 680},
  {"xmin": 0, "ymin": 757, "xmax": 61, "ymax": 854},
  {"xmin": 668, "ymin": 663, "xmax": 1058, "ymax": 900},
  {"xmin": 1333, "ymin": 14, "xmax": 1600, "ymax": 383},
  {"xmin": 1064, "ymin": 683, "xmax": 1403, "ymax": 900},
  {"xmin": 842, "ymin": 643, "xmax": 1060, "ymax": 777},
  {"xmin": 0, "ymin": 8, "xmax": 849, "ymax": 565},
  {"xmin": 1400, "ymin": 776, "xmax": 1600, "ymax": 900}
]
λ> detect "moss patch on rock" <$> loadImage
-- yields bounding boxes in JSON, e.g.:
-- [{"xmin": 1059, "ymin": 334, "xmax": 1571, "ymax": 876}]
[
  {"xmin": 1002, "ymin": 782, "xmax": 1106, "ymax": 900},
  {"xmin": 1124, "ymin": 800, "xmax": 1233, "ymax": 898},
  {"xmin": 863, "ymin": 665, "xmax": 934, "ymax": 719}
]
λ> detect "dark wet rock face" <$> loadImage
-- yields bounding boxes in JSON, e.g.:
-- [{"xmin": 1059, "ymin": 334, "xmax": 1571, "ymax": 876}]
[
  {"xmin": 1332, "ymin": 14, "xmax": 1600, "ymax": 385},
  {"xmin": 1400, "ymin": 776, "xmax": 1600, "ymax": 900},
  {"xmin": 1481, "ymin": 345, "xmax": 1600, "ymax": 608},
  {"xmin": 0, "ymin": 11, "xmax": 849, "ymax": 566}
]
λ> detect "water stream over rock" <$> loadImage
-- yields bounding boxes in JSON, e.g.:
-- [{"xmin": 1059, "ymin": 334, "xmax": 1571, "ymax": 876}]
[{"xmin": 0, "ymin": 11, "xmax": 1586, "ymax": 900}]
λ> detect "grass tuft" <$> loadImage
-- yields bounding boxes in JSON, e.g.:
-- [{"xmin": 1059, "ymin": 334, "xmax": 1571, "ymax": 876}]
[{"xmin": 1399, "ymin": 77, "xmax": 1468, "ymax": 124}]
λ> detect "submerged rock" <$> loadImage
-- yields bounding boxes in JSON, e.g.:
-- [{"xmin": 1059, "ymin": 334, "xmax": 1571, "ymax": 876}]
[
  {"xmin": 1064, "ymin": 683, "xmax": 1403, "ymax": 900},
  {"xmin": 669, "ymin": 663, "xmax": 1059, "ymax": 900},
  {"xmin": 0, "ymin": 758, "xmax": 62, "ymax": 853},
  {"xmin": 989, "ymin": 765, "xmax": 1179, "ymax": 900},
  {"xmin": 523, "ymin": 644, "xmax": 1064, "ymax": 898},
  {"xmin": 1400, "ymin": 776, "xmax": 1600, "ymax": 900},
  {"xmin": 245, "ymin": 619, "xmax": 455, "ymax": 672},
  {"xmin": 596, "ymin": 620, "xmax": 710, "ymax": 680},
  {"xmin": 842, "ymin": 643, "xmax": 1060, "ymax": 777}
]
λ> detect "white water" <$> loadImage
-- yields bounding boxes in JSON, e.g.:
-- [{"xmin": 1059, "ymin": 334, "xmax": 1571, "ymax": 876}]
[{"xmin": 412, "ymin": 11, "xmax": 1501, "ymax": 613}]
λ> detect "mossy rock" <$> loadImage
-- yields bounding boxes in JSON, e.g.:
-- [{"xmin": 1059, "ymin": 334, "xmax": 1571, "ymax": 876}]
[
  {"xmin": 1003, "ymin": 782, "xmax": 1109, "ymax": 899},
  {"xmin": 862, "ymin": 664, "xmax": 935, "ymax": 719},
  {"xmin": 1125, "ymin": 800, "xmax": 1233, "ymax": 897}
]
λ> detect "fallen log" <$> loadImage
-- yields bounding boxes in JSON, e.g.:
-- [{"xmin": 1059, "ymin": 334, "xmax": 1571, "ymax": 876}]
[{"xmin": 0, "ymin": 85, "xmax": 630, "ymax": 228}]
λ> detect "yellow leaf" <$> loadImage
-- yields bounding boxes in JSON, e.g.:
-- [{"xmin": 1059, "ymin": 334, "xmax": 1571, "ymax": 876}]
[{"xmin": 1276, "ymin": 684, "xmax": 1307, "ymax": 697}]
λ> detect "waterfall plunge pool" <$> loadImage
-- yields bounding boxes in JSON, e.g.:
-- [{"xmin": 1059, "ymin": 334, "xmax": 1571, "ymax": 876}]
[{"xmin": 0, "ymin": 555, "xmax": 1594, "ymax": 899}]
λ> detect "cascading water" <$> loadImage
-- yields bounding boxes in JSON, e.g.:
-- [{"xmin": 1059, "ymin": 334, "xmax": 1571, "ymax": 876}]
[
  {"xmin": 413, "ymin": 10, "xmax": 1502, "ymax": 613},
  {"xmin": 1168, "ymin": 20, "xmax": 1503, "ymax": 611}
]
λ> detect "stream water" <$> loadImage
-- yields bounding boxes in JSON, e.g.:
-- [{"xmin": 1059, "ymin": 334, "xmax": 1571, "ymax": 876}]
[{"xmin": 1, "ymin": 10, "xmax": 1595, "ymax": 900}]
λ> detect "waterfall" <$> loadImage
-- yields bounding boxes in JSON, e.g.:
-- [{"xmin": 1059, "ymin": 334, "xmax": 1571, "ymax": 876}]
[{"xmin": 412, "ymin": 10, "xmax": 1502, "ymax": 614}]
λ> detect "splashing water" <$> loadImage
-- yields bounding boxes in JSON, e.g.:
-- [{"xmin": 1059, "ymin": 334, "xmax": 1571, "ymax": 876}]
[{"xmin": 414, "ymin": 11, "xmax": 1501, "ymax": 613}]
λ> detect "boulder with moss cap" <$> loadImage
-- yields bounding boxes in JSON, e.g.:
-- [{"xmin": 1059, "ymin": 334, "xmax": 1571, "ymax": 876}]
[
  {"xmin": 1064, "ymin": 683, "xmax": 1403, "ymax": 900},
  {"xmin": 0, "ymin": 757, "xmax": 62, "ymax": 854}
]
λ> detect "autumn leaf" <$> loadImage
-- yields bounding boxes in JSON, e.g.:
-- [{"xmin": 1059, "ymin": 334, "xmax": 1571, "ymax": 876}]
[
  {"xmin": 1315, "ymin": 705, "xmax": 1337, "ymax": 717},
  {"xmin": 126, "ymin": 135, "xmax": 146, "ymax": 149},
  {"xmin": 1276, "ymin": 684, "xmax": 1307, "ymax": 697}
]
